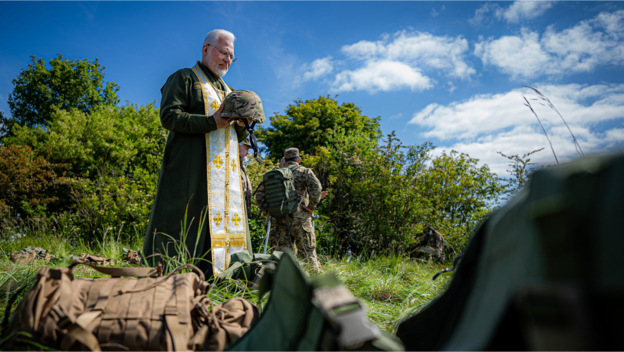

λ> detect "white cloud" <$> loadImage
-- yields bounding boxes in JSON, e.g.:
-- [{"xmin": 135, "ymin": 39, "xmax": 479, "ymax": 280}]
[
  {"xmin": 469, "ymin": 3, "xmax": 500, "ymax": 26},
  {"xmin": 409, "ymin": 83, "xmax": 624, "ymax": 175},
  {"xmin": 301, "ymin": 56, "xmax": 333, "ymax": 82},
  {"xmin": 329, "ymin": 30, "xmax": 474, "ymax": 93},
  {"xmin": 500, "ymin": 1, "xmax": 556, "ymax": 23},
  {"xmin": 470, "ymin": 1, "xmax": 556, "ymax": 26},
  {"xmin": 475, "ymin": 10, "xmax": 624, "ymax": 79},
  {"xmin": 332, "ymin": 60, "xmax": 432, "ymax": 93},
  {"xmin": 431, "ymin": 8, "xmax": 439, "ymax": 18}
]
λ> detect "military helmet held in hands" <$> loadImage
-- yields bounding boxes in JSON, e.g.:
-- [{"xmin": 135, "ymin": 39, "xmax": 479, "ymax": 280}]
[{"xmin": 220, "ymin": 90, "xmax": 266, "ymax": 123}]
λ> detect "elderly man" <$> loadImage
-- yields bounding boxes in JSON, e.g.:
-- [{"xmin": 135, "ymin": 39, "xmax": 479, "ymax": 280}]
[{"xmin": 143, "ymin": 29, "xmax": 254, "ymax": 278}]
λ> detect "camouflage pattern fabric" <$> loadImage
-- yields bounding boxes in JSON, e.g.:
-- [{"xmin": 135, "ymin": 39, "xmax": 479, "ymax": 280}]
[
  {"xmin": 415, "ymin": 227, "xmax": 445, "ymax": 261},
  {"xmin": 240, "ymin": 155, "xmax": 252, "ymax": 218},
  {"xmin": 220, "ymin": 90, "xmax": 266, "ymax": 123},
  {"xmin": 10, "ymin": 247, "xmax": 58, "ymax": 264},
  {"xmin": 284, "ymin": 147, "xmax": 299, "ymax": 159},
  {"xmin": 256, "ymin": 160, "xmax": 323, "ymax": 270},
  {"xmin": 268, "ymin": 216, "xmax": 319, "ymax": 270},
  {"xmin": 68, "ymin": 253, "xmax": 117, "ymax": 266},
  {"xmin": 122, "ymin": 248, "xmax": 142, "ymax": 265},
  {"xmin": 68, "ymin": 249, "xmax": 142, "ymax": 266}
]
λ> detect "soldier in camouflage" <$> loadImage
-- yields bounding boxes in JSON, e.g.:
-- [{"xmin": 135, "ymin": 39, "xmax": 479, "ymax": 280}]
[
  {"xmin": 255, "ymin": 148, "xmax": 323, "ymax": 271},
  {"xmin": 239, "ymin": 138, "xmax": 252, "ymax": 218}
]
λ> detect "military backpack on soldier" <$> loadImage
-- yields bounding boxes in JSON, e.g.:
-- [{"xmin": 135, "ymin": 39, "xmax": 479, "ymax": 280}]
[{"xmin": 258, "ymin": 165, "xmax": 303, "ymax": 222}]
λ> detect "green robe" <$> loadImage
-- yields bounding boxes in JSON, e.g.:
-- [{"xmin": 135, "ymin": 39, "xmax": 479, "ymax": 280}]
[{"xmin": 143, "ymin": 62, "xmax": 251, "ymax": 277}]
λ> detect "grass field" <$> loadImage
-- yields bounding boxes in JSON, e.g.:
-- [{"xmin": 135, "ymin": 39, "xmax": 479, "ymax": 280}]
[{"xmin": 0, "ymin": 233, "xmax": 452, "ymax": 333}]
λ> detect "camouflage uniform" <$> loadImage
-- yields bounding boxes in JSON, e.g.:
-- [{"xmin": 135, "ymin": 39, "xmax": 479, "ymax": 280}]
[
  {"xmin": 255, "ymin": 148, "xmax": 323, "ymax": 270},
  {"xmin": 415, "ymin": 227, "xmax": 446, "ymax": 261},
  {"xmin": 240, "ymin": 139, "xmax": 252, "ymax": 218}
]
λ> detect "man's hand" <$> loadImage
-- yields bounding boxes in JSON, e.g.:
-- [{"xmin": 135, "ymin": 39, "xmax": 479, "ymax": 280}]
[
  {"xmin": 213, "ymin": 104, "xmax": 233, "ymax": 129},
  {"xmin": 301, "ymin": 204, "xmax": 314, "ymax": 216},
  {"xmin": 320, "ymin": 191, "xmax": 328, "ymax": 200},
  {"xmin": 235, "ymin": 119, "xmax": 249, "ymax": 127}
]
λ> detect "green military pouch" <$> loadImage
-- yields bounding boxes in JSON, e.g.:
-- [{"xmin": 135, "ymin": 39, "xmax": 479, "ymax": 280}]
[{"xmin": 214, "ymin": 251, "xmax": 283, "ymax": 287}]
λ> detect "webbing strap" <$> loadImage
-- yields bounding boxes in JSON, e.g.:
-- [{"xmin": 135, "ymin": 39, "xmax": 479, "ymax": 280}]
[
  {"xmin": 165, "ymin": 313, "xmax": 187, "ymax": 351},
  {"xmin": 93, "ymin": 280, "xmax": 118, "ymax": 311},
  {"xmin": 39, "ymin": 273, "xmax": 66, "ymax": 329},
  {"xmin": 76, "ymin": 311, "xmax": 102, "ymax": 330},
  {"xmin": 313, "ymin": 285, "xmax": 380, "ymax": 348},
  {"xmin": 123, "ymin": 279, "xmax": 148, "ymax": 347},
  {"xmin": 147, "ymin": 282, "xmax": 167, "ymax": 350},
  {"xmin": 59, "ymin": 323, "xmax": 102, "ymax": 351},
  {"xmin": 175, "ymin": 276, "xmax": 190, "ymax": 324},
  {"xmin": 98, "ymin": 279, "xmax": 131, "ymax": 342},
  {"xmin": 165, "ymin": 275, "xmax": 190, "ymax": 351},
  {"xmin": 118, "ymin": 264, "xmax": 204, "ymax": 295},
  {"xmin": 68, "ymin": 261, "xmax": 162, "ymax": 278},
  {"xmin": 85, "ymin": 280, "xmax": 106, "ymax": 309},
  {"xmin": 67, "ymin": 260, "xmax": 162, "ymax": 277}
]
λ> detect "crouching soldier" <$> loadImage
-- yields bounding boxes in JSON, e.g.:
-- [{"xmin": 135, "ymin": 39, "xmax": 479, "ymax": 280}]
[{"xmin": 255, "ymin": 148, "xmax": 323, "ymax": 271}]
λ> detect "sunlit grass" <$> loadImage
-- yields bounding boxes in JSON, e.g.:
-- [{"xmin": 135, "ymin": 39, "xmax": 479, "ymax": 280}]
[{"xmin": 0, "ymin": 233, "xmax": 451, "ymax": 333}]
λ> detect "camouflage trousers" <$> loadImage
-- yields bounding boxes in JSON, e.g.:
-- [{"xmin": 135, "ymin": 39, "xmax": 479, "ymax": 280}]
[{"xmin": 269, "ymin": 215, "xmax": 320, "ymax": 270}]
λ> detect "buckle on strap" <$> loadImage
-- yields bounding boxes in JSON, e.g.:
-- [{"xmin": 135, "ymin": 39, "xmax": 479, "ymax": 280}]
[{"xmin": 313, "ymin": 285, "xmax": 380, "ymax": 348}]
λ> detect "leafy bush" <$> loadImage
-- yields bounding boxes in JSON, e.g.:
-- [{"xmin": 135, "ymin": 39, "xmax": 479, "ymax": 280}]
[
  {"xmin": 302, "ymin": 131, "xmax": 503, "ymax": 258},
  {"xmin": 3, "ymin": 104, "xmax": 165, "ymax": 243},
  {"xmin": 0, "ymin": 145, "xmax": 66, "ymax": 217}
]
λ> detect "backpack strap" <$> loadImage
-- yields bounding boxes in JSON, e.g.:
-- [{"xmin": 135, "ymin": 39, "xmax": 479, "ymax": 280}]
[
  {"xmin": 68, "ymin": 260, "xmax": 163, "ymax": 278},
  {"xmin": 252, "ymin": 180, "xmax": 264, "ymax": 197},
  {"xmin": 313, "ymin": 284, "xmax": 380, "ymax": 348}
]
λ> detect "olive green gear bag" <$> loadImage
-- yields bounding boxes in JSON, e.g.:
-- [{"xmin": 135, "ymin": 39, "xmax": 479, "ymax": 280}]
[
  {"xmin": 395, "ymin": 154, "xmax": 624, "ymax": 350},
  {"xmin": 214, "ymin": 251, "xmax": 283, "ymax": 287},
  {"xmin": 1, "ymin": 261, "xmax": 258, "ymax": 351},
  {"xmin": 227, "ymin": 250, "xmax": 404, "ymax": 351}
]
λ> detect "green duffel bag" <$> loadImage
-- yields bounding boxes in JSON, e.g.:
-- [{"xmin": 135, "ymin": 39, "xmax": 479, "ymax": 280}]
[
  {"xmin": 214, "ymin": 251, "xmax": 283, "ymax": 287},
  {"xmin": 228, "ymin": 250, "xmax": 404, "ymax": 351}
]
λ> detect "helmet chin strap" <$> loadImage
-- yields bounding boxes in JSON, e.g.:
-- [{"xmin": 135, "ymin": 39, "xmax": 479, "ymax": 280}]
[{"xmin": 240, "ymin": 119, "xmax": 263, "ymax": 164}]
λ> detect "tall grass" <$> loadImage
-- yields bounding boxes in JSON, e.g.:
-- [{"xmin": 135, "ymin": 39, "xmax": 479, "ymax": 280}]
[
  {"xmin": 0, "ymin": 228, "xmax": 451, "ymax": 332},
  {"xmin": 522, "ymin": 85, "xmax": 586, "ymax": 165}
]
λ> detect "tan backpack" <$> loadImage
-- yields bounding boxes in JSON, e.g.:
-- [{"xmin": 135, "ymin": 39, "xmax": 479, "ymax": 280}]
[{"xmin": 1, "ymin": 261, "xmax": 257, "ymax": 351}]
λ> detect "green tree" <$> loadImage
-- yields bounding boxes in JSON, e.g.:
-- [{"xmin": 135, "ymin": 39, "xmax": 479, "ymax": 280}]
[
  {"xmin": 3, "ymin": 104, "xmax": 166, "ymax": 242},
  {"xmin": 257, "ymin": 95, "xmax": 382, "ymax": 160},
  {"xmin": 497, "ymin": 148, "xmax": 544, "ymax": 200},
  {"xmin": 5, "ymin": 104, "xmax": 164, "ymax": 179},
  {"xmin": 1, "ymin": 54, "xmax": 119, "ymax": 138},
  {"xmin": 306, "ymin": 131, "xmax": 503, "ymax": 258},
  {"xmin": 420, "ymin": 150, "xmax": 503, "ymax": 255}
]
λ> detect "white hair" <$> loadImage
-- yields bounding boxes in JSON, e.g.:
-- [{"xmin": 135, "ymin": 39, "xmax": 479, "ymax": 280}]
[{"xmin": 203, "ymin": 29, "xmax": 235, "ymax": 47}]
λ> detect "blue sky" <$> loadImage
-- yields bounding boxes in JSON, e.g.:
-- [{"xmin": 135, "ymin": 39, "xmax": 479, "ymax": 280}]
[{"xmin": 1, "ymin": 1, "xmax": 623, "ymax": 175}]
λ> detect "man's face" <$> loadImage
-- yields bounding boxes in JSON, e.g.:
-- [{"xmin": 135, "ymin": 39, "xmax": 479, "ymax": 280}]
[
  {"xmin": 239, "ymin": 144, "xmax": 250, "ymax": 158},
  {"xmin": 202, "ymin": 36, "xmax": 234, "ymax": 77}
]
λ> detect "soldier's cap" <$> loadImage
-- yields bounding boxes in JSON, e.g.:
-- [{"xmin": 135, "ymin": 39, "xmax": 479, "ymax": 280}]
[
  {"xmin": 284, "ymin": 148, "xmax": 300, "ymax": 159},
  {"xmin": 220, "ymin": 90, "xmax": 266, "ymax": 124},
  {"xmin": 240, "ymin": 138, "xmax": 252, "ymax": 147}
]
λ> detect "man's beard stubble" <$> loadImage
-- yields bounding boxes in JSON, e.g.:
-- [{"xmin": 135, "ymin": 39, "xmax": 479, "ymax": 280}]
[{"xmin": 209, "ymin": 61, "xmax": 228, "ymax": 77}]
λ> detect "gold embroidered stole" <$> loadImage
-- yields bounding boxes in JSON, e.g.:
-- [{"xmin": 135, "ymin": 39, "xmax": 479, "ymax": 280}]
[{"xmin": 191, "ymin": 63, "xmax": 247, "ymax": 276}]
